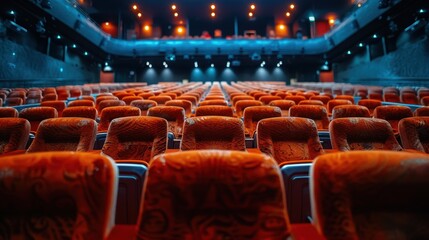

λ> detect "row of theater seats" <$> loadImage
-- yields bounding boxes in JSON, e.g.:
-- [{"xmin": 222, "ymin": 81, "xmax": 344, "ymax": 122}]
[{"xmin": 1, "ymin": 149, "xmax": 428, "ymax": 239}]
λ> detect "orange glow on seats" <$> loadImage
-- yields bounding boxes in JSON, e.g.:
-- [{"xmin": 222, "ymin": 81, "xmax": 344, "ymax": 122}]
[{"xmin": 0, "ymin": 118, "xmax": 30, "ymax": 154}]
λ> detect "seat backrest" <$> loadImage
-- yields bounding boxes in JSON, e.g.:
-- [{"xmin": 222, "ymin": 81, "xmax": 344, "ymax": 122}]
[
  {"xmin": 357, "ymin": 99, "xmax": 382, "ymax": 115},
  {"xmin": 122, "ymin": 96, "xmax": 143, "ymax": 105},
  {"xmin": 27, "ymin": 118, "xmax": 97, "ymax": 152},
  {"xmin": 147, "ymin": 106, "xmax": 185, "ymax": 137},
  {"xmin": 329, "ymin": 117, "xmax": 402, "ymax": 151},
  {"xmin": 6, "ymin": 97, "xmax": 23, "ymax": 106},
  {"xmin": 40, "ymin": 100, "xmax": 66, "ymax": 117},
  {"xmin": 165, "ymin": 100, "xmax": 193, "ymax": 117},
  {"xmin": 195, "ymin": 105, "xmax": 234, "ymax": 117},
  {"xmin": 0, "ymin": 107, "xmax": 19, "ymax": 118},
  {"xmin": 68, "ymin": 99, "xmax": 95, "ymax": 107},
  {"xmin": 399, "ymin": 117, "xmax": 429, "ymax": 153},
  {"xmin": 373, "ymin": 105, "xmax": 413, "ymax": 133},
  {"xmin": 198, "ymin": 100, "xmax": 228, "ymax": 106},
  {"xmin": 269, "ymin": 100, "xmax": 296, "ymax": 116},
  {"xmin": 232, "ymin": 95, "xmax": 254, "ymax": 106},
  {"xmin": 285, "ymin": 95, "xmax": 306, "ymax": 104},
  {"xmin": 289, "ymin": 105, "xmax": 330, "ymax": 130},
  {"xmin": 137, "ymin": 92, "xmax": 155, "ymax": 99},
  {"xmin": 181, "ymin": 116, "xmax": 245, "ymax": 151},
  {"xmin": 298, "ymin": 100, "xmax": 324, "ymax": 106},
  {"xmin": 62, "ymin": 106, "xmax": 98, "ymax": 120},
  {"xmin": 19, "ymin": 107, "xmax": 58, "ymax": 132},
  {"xmin": 98, "ymin": 100, "xmax": 126, "ymax": 113},
  {"xmin": 96, "ymin": 96, "xmax": 119, "ymax": 108},
  {"xmin": 259, "ymin": 96, "xmax": 282, "ymax": 105},
  {"xmin": 98, "ymin": 106, "xmax": 141, "ymax": 132},
  {"xmin": 102, "ymin": 116, "xmax": 168, "ymax": 162},
  {"xmin": 130, "ymin": 100, "xmax": 158, "ymax": 116},
  {"xmin": 0, "ymin": 118, "xmax": 30, "ymax": 154},
  {"xmin": 383, "ymin": 92, "xmax": 400, "ymax": 102},
  {"xmin": 176, "ymin": 95, "xmax": 198, "ymax": 106},
  {"xmin": 311, "ymin": 151, "xmax": 429, "ymax": 240},
  {"xmin": 310, "ymin": 95, "xmax": 331, "ymax": 105},
  {"xmin": 414, "ymin": 106, "xmax": 429, "ymax": 116},
  {"xmin": 0, "ymin": 152, "xmax": 118, "ymax": 239},
  {"xmin": 243, "ymin": 106, "xmax": 282, "ymax": 137},
  {"xmin": 401, "ymin": 92, "xmax": 419, "ymax": 104},
  {"xmin": 42, "ymin": 93, "xmax": 58, "ymax": 102},
  {"xmin": 332, "ymin": 105, "xmax": 370, "ymax": 119},
  {"xmin": 257, "ymin": 117, "xmax": 324, "ymax": 163},
  {"xmin": 137, "ymin": 150, "xmax": 290, "ymax": 240},
  {"xmin": 148, "ymin": 96, "xmax": 173, "ymax": 105},
  {"xmin": 234, "ymin": 100, "xmax": 263, "ymax": 118},
  {"xmin": 334, "ymin": 95, "xmax": 355, "ymax": 104},
  {"xmin": 327, "ymin": 99, "xmax": 353, "ymax": 114}
]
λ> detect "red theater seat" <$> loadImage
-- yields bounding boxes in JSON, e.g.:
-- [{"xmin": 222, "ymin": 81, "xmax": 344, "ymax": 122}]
[
  {"xmin": 19, "ymin": 107, "xmax": 58, "ymax": 132},
  {"xmin": 399, "ymin": 117, "xmax": 429, "ymax": 153},
  {"xmin": 289, "ymin": 105, "xmax": 330, "ymax": 131},
  {"xmin": 181, "ymin": 116, "xmax": 245, "ymax": 151},
  {"xmin": 311, "ymin": 151, "xmax": 429, "ymax": 240},
  {"xmin": 0, "ymin": 107, "xmax": 19, "ymax": 118},
  {"xmin": 195, "ymin": 105, "xmax": 234, "ymax": 117},
  {"xmin": 243, "ymin": 106, "xmax": 282, "ymax": 137},
  {"xmin": 98, "ymin": 106, "xmax": 141, "ymax": 132},
  {"xmin": 27, "ymin": 118, "xmax": 97, "ymax": 152},
  {"xmin": 0, "ymin": 152, "xmax": 118, "ymax": 239},
  {"xmin": 102, "ymin": 116, "xmax": 168, "ymax": 162},
  {"xmin": 68, "ymin": 99, "xmax": 95, "ymax": 107},
  {"xmin": 62, "ymin": 106, "xmax": 98, "ymax": 120},
  {"xmin": 269, "ymin": 100, "xmax": 296, "ymax": 116},
  {"xmin": 41, "ymin": 100, "xmax": 66, "ymax": 117},
  {"xmin": 373, "ymin": 105, "xmax": 413, "ymax": 133},
  {"xmin": 358, "ymin": 99, "xmax": 382, "ymax": 115},
  {"xmin": 199, "ymin": 100, "xmax": 228, "ymax": 106},
  {"xmin": 148, "ymin": 95, "xmax": 173, "ymax": 105},
  {"xmin": 147, "ymin": 106, "xmax": 185, "ymax": 138},
  {"xmin": 257, "ymin": 117, "xmax": 324, "ymax": 164},
  {"xmin": 165, "ymin": 99, "xmax": 193, "ymax": 117},
  {"xmin": 327, "ymin": 99, "xmax": 353, "ymax": 116},
  {"xmin": 130, "ymin": 100, "xmax": 158, "ymax": 116},
  {"xmin": 138, "ymin": 150, "xmax": 291, "ymax": 239},
  {"xmin": 234, "ymin": 100, "xmax": 263, "ymax": 118},
  {"xmin": 0, "ymin": 118, "xmax": 30, "ymax": 154},
  {"xmin": 329, "ymin": 117, "xmax": 402, "ymax": 151},
  {"xmin": 98, "ymin": 100, "xmax": 126, "ymax": 114},
  {"xmin": 331, "ymin": 105, "xmax": 370, "ymax": 119},
  {"xmin": 414, "ymin": 106, "xmax": 429, "ymax": 116}
]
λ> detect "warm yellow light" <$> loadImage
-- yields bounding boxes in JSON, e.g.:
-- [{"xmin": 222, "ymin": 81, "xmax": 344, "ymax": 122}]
[
  {"xmin": 144, "ymin": 25, "xmax": 150, "ymax": 31},
  {"xmin": 290, "ymin": 4, "xmax": 295, "ymax": 9},
  {"xmin": 177, "ymin": 27, "xmax": 184, "ymax": 33},
  {"xmin": 329, "ymin": 18, "xmax": 335, "ymax": 25},
  {"xmin": 210, "ymin": 4, "xmax": 216, "ymax": 10},
  {"xmin": 248, "ymin": 12, "xmax": 253, "ymax": 17},
  {"xmin": 286, "ymin": 12, "xmax": 291, "ymax": 17},
  {"xmin": 137, "ymin": 12, "xmax": 142, "ymax": 18},
  {"xmin": 279, "ymin": 24, "xmax": 285, "ymax": 30},
  {"xmin": 105, "ymin": 22, "xmax": 109, "ymax": 26},
  {"xmin": 171, "ymin": 4, "xmax": 177, "ymax": 10},
  {"xmin": 211, "ymin": 12, "xmax": 216, "ymax": 17},
  {"xmin": 250, "ymin": 4, "xmax": 256, "ymax": 10},
  {"xmin": 174, "ymin": 12, "xmax": 179, "ymax": 17},
  {"xmin": 132, "ymin": 4, "xmax": 137, "ymax": 10}
]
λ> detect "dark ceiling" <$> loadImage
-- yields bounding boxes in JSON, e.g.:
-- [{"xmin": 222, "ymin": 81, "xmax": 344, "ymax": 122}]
[{"xmin": 87, "ymin": 0, "xmax": 353, "ymax": 28}]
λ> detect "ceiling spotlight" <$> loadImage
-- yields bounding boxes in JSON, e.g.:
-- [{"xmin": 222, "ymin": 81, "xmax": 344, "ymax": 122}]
[
  {"xmin": 248, "ymin": 12, "xmax": 254, "ymax": 17},
  {"xmin": 174, "ymin": 12, "xmax": 179, "ymax": 17},
  {"xmin": 104, "ymin": 22, "xmax": 109, "ymax": 26},
  {"xmin": 211, "ymin": 64, "xmax": 214, "ymax": 68},
  {"xmin": 56, "ymin": 35, "xmax": 61, "ymax": 39},
  {"xmin": 177, "ymin": 27, "xmax": 184, "ymax": 33},
  {"xmin": 290, "ymin": 4, "xmax": 295, "ymax": 9},
  {"xmin": 329, "ymin": 18, "xmax": 335, "ymax": 25},
  {"xmin": 286, "ymin": 12, "xmax": 291, "ymax": 17},
  {"xmin": 373, "ymin": 34, "xmax": 378, "ymax": 38},
  {"xmin": 347, "ymin": 50, "xmax": 352, "ymax": 55},
  {"xmin": 9, "ymin": 10, "xmax": 15, "ymax": 15},
  {"xmin": 226, "ymin": 61, "xmax": 230, "ymax": 68},
  {"xmin": 194, "ymin": 62, "xmax": 198, "ymax": 68},
  {"xmin": 359, "ymin": 43, "xmax": 364, "ymax": 47},
  {"xmin": 171, "ymin": 4, "xmax": 177, "ymax": 10},
  {"xmin": 211, "ymin": 4, "xmax": 216, "ymax": 10},
  {"xmin": 211, "ymin": 12, "xmax": 216, "ymax": 17},
  {"xmin": 132, "ymin": 4, "xmax": 137, "ymax": 10},
  {"xmin": 250, "ymin": 4, "xmax": 256, "ymax": 10},
  {"xmin": 84, "ymin": 51, "xmax": 88, "ymax": 56},
  {"xmin": 144, "ymin": 25, "xmax": 150, "ymax": 31},
  {"xmin": 279, "ymin": 24, "xmax": 285, "ymax": 30},
  {"xmin": 149, "ymin": 64, "xmax": 152, "ymax": 68},
  {"xmin": 309, "ymin": 16, "xmax": 315, "ymax": 22},
  {"xmin": 146, "ymin": 61, "xmax": 150, "ymax": 66},
  {"xmin": 71, "ymin": 44, "xmax": 77, "ymax": 48},
  {"xmin": 137, "ymin": 12, "xmax": 142, "ymax": 18}
]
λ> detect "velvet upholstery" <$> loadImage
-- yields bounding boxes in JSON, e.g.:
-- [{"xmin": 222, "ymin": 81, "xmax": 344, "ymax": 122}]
[
  {"xmin": 414, "ymin": 106, "xmax": 429, "ymax": 117},
  {"xmin": 102, "ymin": 116, "xmax": 168, "ymax": 162},
  {"xmin": 165, "ymin": 100, "xmax": 193, "ymax": 117},
  {"xmin": 6, "ymin": 97, "xmax": 23, "ymax": 106},
  {"xmin": 232, "ymin": 95, "xmax": 255, "ymax": 106},
  {"xmin": 130, "ymin": 100, "xmax": 158, "ymax": 116},
  {"xmin": 383, "ymin": 93, "xmax": 400, "ymax": 103},
  {"xmin": 138, "ymin": 150, "xmax": 290, "ymax": 240},
  {"xmin": 195, "ymin": 105, "xmax": 234, "ymax": 117},
  {"xmin": 204, "ymin": 96, "xmax": 225, "ymax": 100},
  {"xmin": 269, "ymin": 100, "xmax": 296, "ymax": 116},
  {"xmin": 334, "ymin": 95, "xmax": 355, "ymax": 104},
  {"xmin": 138, "ymin": 92, "xmax": 155, "ymax": 99},
  {"xmin": 0, "ymin": 107, "xmax": 19, "ymax": 118},
  {"xmin": 259, "ymin": 96, "xmax": 282, "ymax": 105},
  {"xmin": 0, "ymin": 118, "xmax": 30, "ymax": 154},
  {"xmin": 329, "ymin": 118, "xmax": 402, "ymax": 151},
  {"xmin": 285, "ymin": 96, "xmax": 306, "ymax": 104},
  {"xmin": 181, "ymin": 116, "xmax": 246, "ymax": 151},
  {"xmin": 401, "ymin": 92, "xmax": 419, "ymax": 104},
  {"xmin": 198, "ymin": 100, "xmax": 228, "ymax": 106},
  {"xmin": 160, "ymin": 93, "xmax": 177, "ymax": 100},
  {"xmin": 27, "ymin": 118, "xmax": 97, "ymax": 152},
  {"xmin": 148, "ymin": 96, "xmax": 173, "ymax": 105},
  {"xmin": 243, "ymin": 106, "xmax": 282, "ymax": 137},
  {"xmin": 257, "ymin": 117, "xmax": 324, "ymax": 164},
  {"xmin": 98, "ymin": 100, "xmax": 126, "ymax": 113},
  {"xmin": 327, "ymin": 100, "xmax": 353, "ymax": 115},
  {"xmin": 234, "ymin": 100, "xmax": 263, "ymax": 118},
  {"xmin": 421, "ymin": 96, "xmax": 429, "ymax": 106},
  {"xmin": 298, "ymin": 100, "xmax": 324, "ymax": 106},
  {"xmin": 311, "ymin": 151, "xmax": 429, "ymax": 240},
  {"xmin": 42, "ymin": 93, "xmax": 58, "ymax": 102},
  {"xmin": 68, "ymin": 99, "xmax": 95, "ymax": 107},
  {"xmin": 122, "ymin": 96, "xmax": 144, "ymax": 105},
  {"xmin": 310, "ymin": 95, "xmax": 331, "ymax": 105},
  {"xmin": 96, "ymin": 96, "xmax": 119, "ymax": 108},
  {"xmin": 19, "ymin": 107, "xmax": 58, "ymax": 132},
  {"xmin": 357, "ymin": 99, "xmax": 382, "ymax": 115},
  {"xmin": 373, "ymin": 105, "xmax": 413, "ymax": 133},
  {"xmin": 332, "ymin": 105, "xmax": 370, "ymax": 119},
  {"xmin": 62, "ymin": 106, "xmax": 98, "ymax": 120},
  {"xmin": 0, "ymin": 152, "xmax": 118, "ymax": 239},
  {"xmin": 41, "ymin": 100, "xmax": 67, "ymax": 117},
  {"xmin": 147, "ymin": 106, "xmax": 185, "ymax": 137},
  {"xmin": 177, "ymin": 95, "xmax": 198, "ymax": 107},
  {"xmin": 399, "ymin": 117, "xmax": 429, "ymax": 153},
  {"xmin": 98, "ymin": 106, "xmax": 141, "ymax": 132},
  {"xmin": 289, "ymin": 105, "xmax": 330, "ymax": 130}
]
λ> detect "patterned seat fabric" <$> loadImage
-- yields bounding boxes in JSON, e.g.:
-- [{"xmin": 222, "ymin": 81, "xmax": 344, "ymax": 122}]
[
  {"xmin": 195, "ymin": 105, "xmax": 234, "ymax": 117},
  {"xmin": 373, "ymin": 105, "xmax": 413, "ymax": 133},
  {"xmin": 257, "ymin": 117, "xmax": 324, "ymax": 164},
  {"xmin": 62, "ymin": 106, "xmax": 98, "ymax": 120},
  {"xmin": 0, "ymin": 118, "xmax": 30, "ymax": 154},
  {"xmin": 414, "ymin": 106, "xmax": 429, "ymax": 117},
  {"xmin": 269, "ymin": 100, "xmax": 296, "ymax": 116},
  {"xmin": 138, "ymin": 150, "xmax": 290, "ymax": 240},
  {"xmin": 147, "ymin": 106, "xmax": 185, "ymax": 137},
  {"xmin": 181, "ymin": 116, "xmax": 245, "ymax": 151},
  {"xmin": 98, "ymin": 106, "xmax": 141, "ymax": 132},
  {"xmin": 198, "ymin": 100, "xmax": 228, "ymax": 106},
  {"xmin": 289, "ymin": 105, "xmax": 330, "ymax": 130},
  {"xmin": 329, "ymin": 117, "xmax": 402, "ymax": 151},
  {"xmin": 399, "ymin": 117, "xmax": 429, "ymax": 153},
  {"xmin": 234, "ymin": 100, "xmax": 263, "ymax": 118},
  {"xmin": 311, "ymin": 151, "xmax": 429, "ymax": 240},
  {"xmin": 41, "ymin": 100, "xmax": 67, "ymax": 117},
  {"xmin": 130, "ymin": 100, "xmax": 158, "ymax": 116},
  {"xmin": 331, "ymin": 105, "xmax": 370, "ymax": 119},
  {"xmin": 165, "ymin": 100, "xmax": 193, "ymax": 117},
  {"xmin": 243, "ymin": 106, "xmax": 282, "ymax": 137},
  {"xmin": 68, "ymin": 99, "xmax": 95, "ymax": 107},
  {"xmin": 19, "ymin": 107, "xmax": 58, "ymax": 132},
  {"xmin": 27, "ymin": 118, "xmax": 97, "ymax": 152},
  {"xmin": 327, "ymin": 100, "xmax": 353, "ymax": 115},
  {"xmin": 357, "ymin": 99, "xmax": 382, "ymax": 115},
  {"xmin": 0, "ymin": 107, "xmax": 19, "ymax": 118},
  {"xmin": 0, "ymin": 152, "xmax": 118, "ymax": 239},
  {"xmin": 102, "ymin": 116, "xmax": 168, "ymax": 162}
]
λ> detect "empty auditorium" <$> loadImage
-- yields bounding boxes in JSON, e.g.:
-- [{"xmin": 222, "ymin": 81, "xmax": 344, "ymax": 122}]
[{"xmin": 1, "ymin": 0, "xmax": 429, "ymax": 239}]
